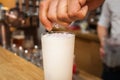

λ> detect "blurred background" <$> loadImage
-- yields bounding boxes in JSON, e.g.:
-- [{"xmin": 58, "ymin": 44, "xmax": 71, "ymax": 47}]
[{"xmin": 0, "ymin": 0, "xmax": 105, "ymax": 78}]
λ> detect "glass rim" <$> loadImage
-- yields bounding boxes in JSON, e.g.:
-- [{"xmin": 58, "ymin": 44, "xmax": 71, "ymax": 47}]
[{"xmin": 41, "ymin": 31, "xmax": 75, "ymax": 36}]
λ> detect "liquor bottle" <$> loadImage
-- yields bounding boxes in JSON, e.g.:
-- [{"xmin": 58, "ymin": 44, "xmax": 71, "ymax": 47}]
[{"xmin": 0, "ymin": 9, "xmax": 10, "ymax": 48}]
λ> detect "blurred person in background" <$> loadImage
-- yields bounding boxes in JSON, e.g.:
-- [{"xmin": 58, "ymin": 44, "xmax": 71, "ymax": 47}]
[
  {"xmin": 39, "ymin": 0, "xmax": 104, "ymax": 31},
  {"xmin": 97, "ymin": 0, "xmax": 120, "ymax": 80}
]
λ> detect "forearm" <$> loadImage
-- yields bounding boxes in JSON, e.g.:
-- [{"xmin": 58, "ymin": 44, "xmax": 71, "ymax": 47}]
[
  {"xmin": 97, "ymin": 25, "xmax": 107, "ymax": 46},
  {"xmin": 86, "ymin": 0, "xmax": 105, "ymax": 11}
]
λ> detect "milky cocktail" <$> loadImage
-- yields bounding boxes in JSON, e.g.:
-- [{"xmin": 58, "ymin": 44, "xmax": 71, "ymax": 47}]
[{"xmin": 41, "ymin": 32, "xmax": 75, "ymax": 80}]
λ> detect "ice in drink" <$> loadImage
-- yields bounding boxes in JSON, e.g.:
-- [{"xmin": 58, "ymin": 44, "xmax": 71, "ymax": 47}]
[{"xmin": 41, "ymin": 32, "xmax": 75, "ymax": 80}]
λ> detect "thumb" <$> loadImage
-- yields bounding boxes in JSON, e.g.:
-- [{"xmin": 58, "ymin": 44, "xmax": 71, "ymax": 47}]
[
  {"xmin": 79, "ymin": 0, "xmax": 86, "ymax": 6},
  {"xmin": 76, "ymin": 5, "xmax": 88, "ymax": 20}
]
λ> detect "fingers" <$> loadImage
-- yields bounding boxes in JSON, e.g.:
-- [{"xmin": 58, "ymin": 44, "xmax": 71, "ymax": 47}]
[
  {"xmin": 75, "ymin": 5, "xmax": 88, "ymax": 19},
  {"xmin": 47, "ymin": 0, "xmax": 58, "ymax": 22},
  {"xmin": 79, "ymin": 0, "xmax": 86, "ymax": 6},
  {"xmin": 39, "ymin": 0, "xmax": 53, "ymax": 31},
  {"xmin": 67, "ymin": 0, "xmax": 80, "ymax": 20},
  {"xmin": 57, "ymin": 0, "xmax": 72, "ymax": 23},
  {"xmin": 47, "ymin": 0, "xmax": 70, "ymax": 27},
  {"xmin": 39, "ymin": 0, "xmax": 88, "ymax": 30},
  {"xmin": 68, "ymin": 0, "xmax": 88, "ymax": 20}
]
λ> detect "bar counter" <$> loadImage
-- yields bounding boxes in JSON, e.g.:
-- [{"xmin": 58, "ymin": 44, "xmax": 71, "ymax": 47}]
[
  {"xmin": 0, "ymin": 46, "xmax": 101, "ymax": 80},
  {"xmin": 74, "ymin": 31, "xmax": 103, "ymax": 77},
  {"xmin": 0, "ymin": 47, "xmax": 44, "ymax": 80}
]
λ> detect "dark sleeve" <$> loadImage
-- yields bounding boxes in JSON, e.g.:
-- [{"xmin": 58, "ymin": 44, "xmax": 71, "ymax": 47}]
[{"xmin": 86, "ymin": 0, "xmax": 105, "ymax": 11}]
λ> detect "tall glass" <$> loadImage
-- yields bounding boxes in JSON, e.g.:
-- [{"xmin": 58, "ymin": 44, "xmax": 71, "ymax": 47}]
[{"xmin": 41, "ymin": 32, "xmax": 75, "ymax": 80}]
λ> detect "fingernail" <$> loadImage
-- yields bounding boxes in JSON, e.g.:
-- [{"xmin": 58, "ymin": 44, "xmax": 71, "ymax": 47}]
[
  {"xmin": 46, "ymin": 27, "xmax": 52, "ymax": 31},
  {"xmin": 81, "ymin": 5, "xmax": 88, "ymax": 14}
]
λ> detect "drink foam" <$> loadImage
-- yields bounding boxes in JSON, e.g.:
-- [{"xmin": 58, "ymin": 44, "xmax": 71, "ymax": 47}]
[{"xmin": 42, "ymin": 32, "xmax": 75, "ymax": 39}]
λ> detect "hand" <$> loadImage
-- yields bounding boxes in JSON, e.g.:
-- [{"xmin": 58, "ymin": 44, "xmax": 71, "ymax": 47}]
[
  {"xmin": 39, "ymin": 0, "xmax": 88, "ymax": 31},
  {"xmin": 99, "ymin": 47, "xmax": 105, "ymax": 59}
]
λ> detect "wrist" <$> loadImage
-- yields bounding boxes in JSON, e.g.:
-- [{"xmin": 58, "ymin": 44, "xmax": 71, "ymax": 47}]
[{"xmin": 100, "ymin": 36, "xmax": 106, "ymax": 48}]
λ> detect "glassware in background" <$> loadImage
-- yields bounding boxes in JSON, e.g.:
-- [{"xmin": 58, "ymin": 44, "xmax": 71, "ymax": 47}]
[
  {"xmin": 11, "ymin": 30, "xmax": 42, "ymax": 68},
  {"xmin": 24, "ymin": 49, "xmax": 32, "ymax": 61},
  {"xmin": 22, "ymin": 35, "xmax": 34, "ymax": 50},
  {"xmin": 18, "ymin": 46, "xmax": 24, "ymax": 58},
  {"xmin": 103, "ymin": 36, "xmax": 120, "ymax": 67},
  {"xmin": 41, "ymin": 32, "xmax": 75, "ymax": 80},
  {"xmin": 31, "ymin": 45, "xmax": 43, "ymax": 68},
  {"xmin": 11, "ymin": 30, "xmax": 25, "ymax": 48},
  {"xmin": 11, "ymin": 44, "xmax": 18, "ymax": 55}
]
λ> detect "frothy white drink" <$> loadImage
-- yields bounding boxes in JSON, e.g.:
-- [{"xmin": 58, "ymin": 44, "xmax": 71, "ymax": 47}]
[{"xmin": 41, "ymin": 32, "xmax": 75, "ymax": 80}]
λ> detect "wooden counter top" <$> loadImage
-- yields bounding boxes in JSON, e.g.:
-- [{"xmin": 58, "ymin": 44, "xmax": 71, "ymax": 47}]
[
  {"xmin": 0, "ymin": 47, "xmax": 101, "ymax": 80},
  {"xmin": 76, "ymin": 32, "xmax": 99, "ymax": 43},
  {"xmin": 0, "ymin": 47, "xmax": 44, "ymax": 80},
  {"xmin": 79, "ymin": 70, "xmax": 101, "ymax": 80}
]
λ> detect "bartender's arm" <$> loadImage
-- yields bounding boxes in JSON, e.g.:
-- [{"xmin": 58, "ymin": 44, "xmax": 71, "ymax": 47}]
[
  {"xmin": 39, "ymin": 0, "xmax": 105, "ymax": 31},
  {"xmin": 97, "ymin": 26, "xmax": 107, "ymax": 47},
  {"xmin": 86, "ymin": 0, "xmax": 105, "ymax": 11},
  {"xmin": 97, "ymin": 0, "xmax": 110, "ymax": 57},
  {"xmin": 97, "ymin": 26, "xmax": 107, "ymax": 58}
]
